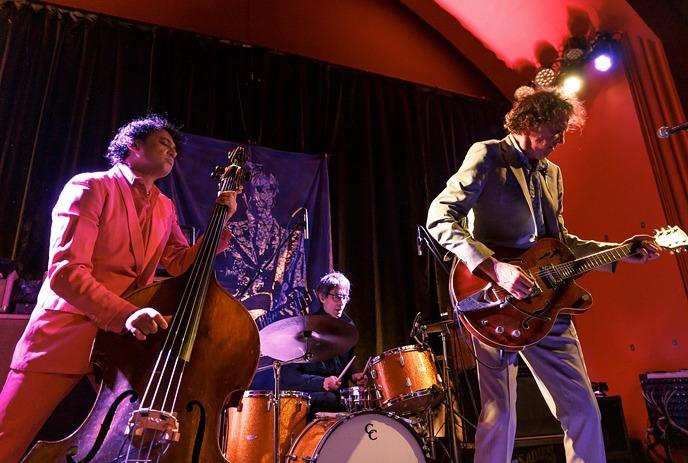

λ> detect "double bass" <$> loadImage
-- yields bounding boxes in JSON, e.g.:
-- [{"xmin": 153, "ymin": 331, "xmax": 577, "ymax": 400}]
[{"xmin": 23, "ymin": 148, "xmax": 260, "ymax": 462}]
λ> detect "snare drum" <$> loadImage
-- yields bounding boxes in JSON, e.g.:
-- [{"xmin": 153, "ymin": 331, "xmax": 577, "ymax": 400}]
[
  {"xmin": 340, "ymin": 386, "xmax": 379, "ymax": 412},
  {"xmin": 287, "ymin": 411, "xmax": 427, "ymax": 462},
  {"xmin": 370, "ymin": 345, "xmax": 443, "ymax": 415},
  {"xmin": 223, "ymin": 390, "xmax": 310, "ymax": 463}
]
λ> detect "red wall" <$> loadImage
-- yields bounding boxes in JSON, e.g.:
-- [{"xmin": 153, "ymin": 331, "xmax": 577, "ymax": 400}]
[{"xmin": 550, "ymin": 61, "xmax": 688, "ymax": 440}]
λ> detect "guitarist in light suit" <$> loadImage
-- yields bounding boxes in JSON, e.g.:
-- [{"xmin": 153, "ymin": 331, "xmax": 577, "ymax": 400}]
[{"xmin": 427, "ymin": 89, "xmax": 659, "ymax": 463}]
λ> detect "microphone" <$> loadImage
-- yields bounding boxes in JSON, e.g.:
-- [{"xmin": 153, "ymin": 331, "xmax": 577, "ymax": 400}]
[
  {"xmin": 303, "ymin": 207, "xmax": 309, "ymax": 240},
  {"xmin": 410, "ymin": 311, "xmax": 423, "ymax": 338},
  {"xmin": 657, "ymin": 121, "xmax": 688, "ymax": 138},
  {"xmin": 416, "ymin": 226, "xmax": 423, "ymax": 256},
  {"xmin": 290, "ymin": 207, "xmax": 310, "ymax": 240}
]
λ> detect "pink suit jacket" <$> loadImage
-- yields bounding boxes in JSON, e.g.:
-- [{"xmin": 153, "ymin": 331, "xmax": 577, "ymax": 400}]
[{"xmin": 12, "ymin": 164, "xmax": 199, "ymax": 374}]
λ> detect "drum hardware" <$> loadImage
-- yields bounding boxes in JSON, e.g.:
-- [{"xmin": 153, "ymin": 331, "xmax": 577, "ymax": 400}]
[
  {"xmin": 437, "ymin": 323, "xmax": 461, "ymax": 462},
  {"xmin": 233, "ymin": 357, "xmax": 306, "ymax": 463},
  {"xmin": 340, "ymin": 386, "xmax": 380, "ymax": 413}
]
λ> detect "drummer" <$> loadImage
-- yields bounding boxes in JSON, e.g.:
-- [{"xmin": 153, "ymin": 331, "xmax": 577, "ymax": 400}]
[{"xmin": 282, "ymin": 271, "xmax": 367, "ymax": 417}]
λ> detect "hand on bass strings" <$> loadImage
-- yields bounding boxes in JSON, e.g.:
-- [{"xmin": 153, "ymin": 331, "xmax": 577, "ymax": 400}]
[
  {"xmin": 125, "ymin": 307, "xmax": 172, "ymax": 341},
  {"xmin": 622, "ymin": 235, "xmax": 661, "ymax": 264},
  {"xmin": 477, "ymin": 257, "xmax": 534, "ymax": 300},
  {"xmin": 323, "ymin": 376, "xmax": 341, "ymax": 392}
]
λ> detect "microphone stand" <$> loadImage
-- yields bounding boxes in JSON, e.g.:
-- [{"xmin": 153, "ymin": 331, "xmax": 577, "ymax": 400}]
[
  {"xmin": 417, "ymin": 224, "xmax": 460, "ymax": 463},
  {"xmin": 417, "ymin": 225, "xmax": 451, "ymax": 275}
]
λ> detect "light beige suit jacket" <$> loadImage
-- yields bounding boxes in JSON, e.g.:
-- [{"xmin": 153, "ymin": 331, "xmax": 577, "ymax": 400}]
[{"xmin": 427, "ymin": 136, "xmax": 617, "ymax": 272}]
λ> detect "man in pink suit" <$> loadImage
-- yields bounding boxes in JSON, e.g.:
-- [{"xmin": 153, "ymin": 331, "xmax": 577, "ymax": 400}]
[{"xmin": 0, "ymin": 115, "xmax": 239, "ymax": 462}]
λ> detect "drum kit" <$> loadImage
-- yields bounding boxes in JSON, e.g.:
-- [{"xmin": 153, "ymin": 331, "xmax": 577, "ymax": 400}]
[{"xmin": 221, "ymin": 313, "xmax": 459, "ymax": 463}]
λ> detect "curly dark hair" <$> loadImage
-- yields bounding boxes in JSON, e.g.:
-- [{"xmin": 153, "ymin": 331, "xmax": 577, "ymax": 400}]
[
  {"xmin": 105, "ymin": 114, "xmax": 182, "ymax": 166},
  {"xmin": 504, "ymin": 89, "xmax": 586, "ymax": 134}
]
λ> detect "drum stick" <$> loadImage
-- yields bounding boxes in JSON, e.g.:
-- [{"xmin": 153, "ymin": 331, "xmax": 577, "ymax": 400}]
[
  {"xmin": 361, "ymin": 356, "xmax": 372, "ymax": 376},
  {"xmin": 337, "ymin": 355, "xmax": 356, "ymax": 382}
]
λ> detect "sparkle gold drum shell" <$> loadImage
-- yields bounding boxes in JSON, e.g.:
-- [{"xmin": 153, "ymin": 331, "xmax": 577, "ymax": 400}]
[
  {"xmin": 223, "ymin": 390, "xmax": 309, "ymax": 463},
  {"xmin": 369, "ymin": 344, "xmax": 443, "ymax": 415}
]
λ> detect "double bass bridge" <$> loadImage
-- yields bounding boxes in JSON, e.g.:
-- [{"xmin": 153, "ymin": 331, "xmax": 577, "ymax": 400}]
[{"xmin": 126, "ymin": 408, "xmax": 181, "ymax": 446}]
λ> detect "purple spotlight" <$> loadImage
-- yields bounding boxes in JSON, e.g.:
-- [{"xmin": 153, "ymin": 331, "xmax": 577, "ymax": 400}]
[{"xmin": 594, "ymin": 54, "xmax": 612, "ymax": 72}]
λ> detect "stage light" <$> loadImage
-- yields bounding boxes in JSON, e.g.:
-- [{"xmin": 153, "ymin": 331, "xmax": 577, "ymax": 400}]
[
  {"xmin": 534, "ymin": 68, "xmax": 557, "ymax": 88},
  {"xmin": 514, "ymin": 85, "xmax": 535, "ymax": 100},
  {"xmin": 561, "ymin": 75, "xmax": 583, "ymax": 95},
  {"xmin": 593, "ymin": 54, "xmax": 612, "ymax": 72}
]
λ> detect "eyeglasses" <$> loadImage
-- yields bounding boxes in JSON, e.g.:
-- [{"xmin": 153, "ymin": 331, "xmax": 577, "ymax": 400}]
[{"xmin": 327, "ymin": 293, "xmax": 350, "ymax": 302}]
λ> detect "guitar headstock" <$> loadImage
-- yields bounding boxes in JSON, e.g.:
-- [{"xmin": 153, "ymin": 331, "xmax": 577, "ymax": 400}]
[
  {"xmin": 654, "ymin": 226, "xmax": 688, "ymax": 253},
  {"xmin": 212, "ymin": 146, "xmax": 251, "ymax": 191}
]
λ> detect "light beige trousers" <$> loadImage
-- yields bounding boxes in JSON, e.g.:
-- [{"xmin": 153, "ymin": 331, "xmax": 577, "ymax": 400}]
[{"xmin": 472, "ymin": 315, "xmax": 606, "ymax": 463}]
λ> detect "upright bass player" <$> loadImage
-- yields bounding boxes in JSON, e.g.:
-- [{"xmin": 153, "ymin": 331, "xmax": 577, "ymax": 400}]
[{"xmin": 0, "ymin": 115, "xmax": 243, "ymax": 462}]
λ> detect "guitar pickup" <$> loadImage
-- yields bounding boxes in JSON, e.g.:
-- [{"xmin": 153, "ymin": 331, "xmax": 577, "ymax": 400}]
[{"xmin": 526, "ymin": 271, "xmax": 543, "ymax": 297}]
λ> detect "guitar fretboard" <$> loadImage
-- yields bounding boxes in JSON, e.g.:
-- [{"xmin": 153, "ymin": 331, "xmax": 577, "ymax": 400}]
[{"xmin": 544, "ymin": 243, "xmax": 635, "ymax": 284}]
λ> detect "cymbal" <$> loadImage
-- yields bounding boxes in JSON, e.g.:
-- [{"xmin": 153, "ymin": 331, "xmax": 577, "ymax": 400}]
[
  {"xmin": 424, "ymin": 319, "xmax": 457, "ymax": 334},
  {"xmin": 259, "ymin": 314, "xmax": 359, "ymax": 362}
]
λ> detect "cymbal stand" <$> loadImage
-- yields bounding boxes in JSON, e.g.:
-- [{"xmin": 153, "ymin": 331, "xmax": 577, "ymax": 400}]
[
  {"xmin": 417, "ymin": 225, "xmax": 462, "ymax": 462},
  {"xmin": 439, "ymin": 326, "xmax": 460, "ymax": 462},
  {"xmin": 256, "ymin": 354, "xmax": 309, "ymax": 463},
  {"xmin": 417, "ymin": 325, "xmax": 438, "ymax": 461},
  {"xmin": 271, "ymin": 359, "xmax": 282, "ymax": 463}
]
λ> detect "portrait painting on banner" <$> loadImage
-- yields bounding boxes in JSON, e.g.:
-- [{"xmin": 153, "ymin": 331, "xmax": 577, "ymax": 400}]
[{"xmin": 157, "ymin": 133, "xmax": 331, "ymax": 321}]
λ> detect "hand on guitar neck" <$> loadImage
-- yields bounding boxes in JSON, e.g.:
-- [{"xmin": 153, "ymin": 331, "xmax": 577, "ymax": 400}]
[{"xmin": 621, "ymin": 234, "xmax": 662, "ymax": 264}]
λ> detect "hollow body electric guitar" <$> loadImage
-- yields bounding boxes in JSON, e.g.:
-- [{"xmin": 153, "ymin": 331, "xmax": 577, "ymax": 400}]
[{"xmin": 450, "ymin": 226, "xmax": 687, "ymax": 351}]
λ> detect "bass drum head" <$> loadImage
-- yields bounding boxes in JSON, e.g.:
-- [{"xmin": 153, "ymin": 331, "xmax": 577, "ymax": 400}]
[{"xmin": 308, "ymin": 411, "xmax": 426, "ymax": 462}]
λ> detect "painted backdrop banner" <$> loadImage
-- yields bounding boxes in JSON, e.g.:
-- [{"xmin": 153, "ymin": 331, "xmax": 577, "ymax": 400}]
[{"xmin": 158, "ymin": 133, "xmax": 331, "ymax": 321}]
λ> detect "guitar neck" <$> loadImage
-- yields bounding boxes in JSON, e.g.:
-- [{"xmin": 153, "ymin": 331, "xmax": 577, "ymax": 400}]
[{"xmin": 551, "ymin": 243, "xmax": 635, "ymax": 281}]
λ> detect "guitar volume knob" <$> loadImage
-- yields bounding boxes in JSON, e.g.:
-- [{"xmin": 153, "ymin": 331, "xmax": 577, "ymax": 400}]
[
  {"xmin": 511, "ymin": 329, "xmax": 521, "ymax": 338},
  {"xmin": 495, "ymin": 326, "xmax": 504, "ymax": 334}
]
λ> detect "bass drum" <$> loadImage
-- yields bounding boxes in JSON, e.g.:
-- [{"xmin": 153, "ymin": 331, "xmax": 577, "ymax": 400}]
[{"xmin": 287, "ymin": 411, "xmax": 427, "ymax": 462}]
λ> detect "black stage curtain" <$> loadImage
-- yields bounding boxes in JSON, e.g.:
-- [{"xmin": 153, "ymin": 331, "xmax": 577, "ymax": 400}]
[{"xmin": 0, "ymin": 1, "xmax": 506, "ymax": 360}]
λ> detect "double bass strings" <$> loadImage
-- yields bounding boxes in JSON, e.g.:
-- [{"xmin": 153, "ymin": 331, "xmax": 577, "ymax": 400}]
[{"xmin": 128, "ymin": 150, "xmax": 244, "ymax": 460}]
